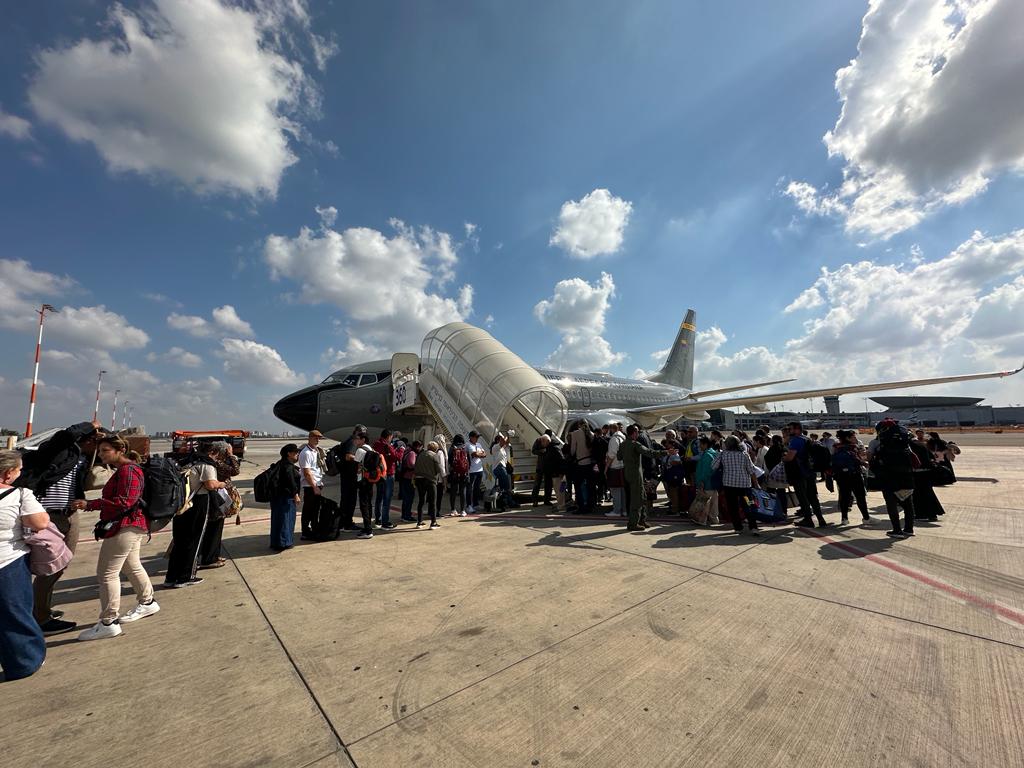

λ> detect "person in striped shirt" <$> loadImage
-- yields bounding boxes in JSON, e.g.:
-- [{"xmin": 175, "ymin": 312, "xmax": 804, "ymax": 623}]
[{"xmin": 31, "ymin": 452, "xmax": 86, "ymax": 636}]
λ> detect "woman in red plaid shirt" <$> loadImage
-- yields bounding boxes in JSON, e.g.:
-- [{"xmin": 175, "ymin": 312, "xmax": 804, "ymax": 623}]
[{"xmin": 76, "ymin": 436, "xmax": 159, "ymax": 641}]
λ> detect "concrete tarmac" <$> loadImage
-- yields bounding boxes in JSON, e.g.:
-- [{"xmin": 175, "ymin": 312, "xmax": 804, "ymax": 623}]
[{"xmin": 3, "ymin": 437, "xmax": 1022, "ymax": 767}]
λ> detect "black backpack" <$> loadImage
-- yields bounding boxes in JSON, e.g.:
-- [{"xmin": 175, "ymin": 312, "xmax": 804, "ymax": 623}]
[
  {"xmin": 808, "ymin": 442, "xmax": 832, "ymax": 472},
  {"xmin": 874, "ymin": 426, "xmax": 914, "ymax": 473},
  {"xmin": 361, "ymin": 449, "xmax": 384, "ymax": 483},
  {"xmin": 140, "ymin": 455, "xmax": 187, "ymax": 533},
  {"xmin": 253, "ymin": 462, "xmax": 278, "ymax": 503},
  {"xmin": 324, "ymin": 446, "xmax": 342, "ymax": 477}
]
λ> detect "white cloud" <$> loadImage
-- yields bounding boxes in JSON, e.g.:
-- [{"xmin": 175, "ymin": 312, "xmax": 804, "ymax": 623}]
[
  {"xmin": 264, "ymin": 212, "xmax": 473, "ymax": 357},
  {"xmin": 48, "ymin": 306, "xmax": 149, "ymax": 350},
  {"xmin": 787, "ymin": 0, "xmax": 1024, "ymax": 238},
  {"xmin": 963, "ymin": 275, "xmax": 1024, "ymax": 343},
  {"xmin": 219, "ymin": 338, "xmax": 302, "ymax": 387},
  {"xmin": 786, "ymin": 229, "xmax": 1024, "ymax": 356},
  {"xmin": 211, "ymin": 305, "xmax": 254, "ymax": 337},
  {"xmin": 27, "ymin": 0, "xmax": 330, "ymax": 198},
  {"xmin": 167, "ymin": 304, "xmax": 254, "ymax": 338},
  {"xmin": 0, "ymin": 259, "xmax": 76, "ymax": 332},
  {"xmin": 148, "ymin": 346, "xmax": 203, "ymax": 368},
  {"xmin": 534, "ymin": 272, "xmax": 625, "ymax": 369},
  {"xmin": 550, "ymin": 188, "xmax": 633, "ymax": 258},
  {"xmin": 142, "ymin": 292, "xmax": 183, "ymax": 309},
  {"xmin": 784, "ymin": 286, "xmax": 825, "ymax": 313},
  {"xmin": 0, "ymin": 107, "xmax": 32, "ymax": 140},
  {"xmin": 315, "ymin": 205, "xmax": 337, "ymax": 227}
]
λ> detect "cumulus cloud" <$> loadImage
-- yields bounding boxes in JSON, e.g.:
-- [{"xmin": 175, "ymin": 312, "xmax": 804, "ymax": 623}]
[
  {"xmin": 0, "ymin": 259, "xmax": 76, "ymax": 332},
  {"xmin": 28, "ymin": 0, "xmax": 332, "ymax": 198},
  {"xmin": 550, "ymin": 189, "xmax": 633, "ymax": 258},
  {"xmin": 167, "ymin": 304, "xmax": 255, "ymax": 338},
  {"xmin": 0, "ymin": 107, "xmax": 32, "ymax": 140},
  {"xmin": 534, "ymin": 272, "xmax": 626, "ymax": 370},
  {"xmin": 785, "ymin": 229, "xmax": 1024, "ymax": 357},
  {"xmin": 784, "ymin": 286, "xmax": 825, "ymax": 313},
  {"xmin": 786, "ymin": 0, "xmax": 1024, "ymax": 238},
  {"xmin": 219, "ymin": 338, "xmax": 302, "ymax": 387},
  {"xmin": 46, "ymin": 306, "xmax": 150, "ymax": 350},
  {"xmin": 148, "ymin": 346, "xmax": 203, "ymax": 368},
  {"xmin": 264, "ymin": 211, "xmax": 473, "ymax": 357}
]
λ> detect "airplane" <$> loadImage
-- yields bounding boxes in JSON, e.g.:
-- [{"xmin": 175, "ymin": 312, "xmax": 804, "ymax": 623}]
[{"xmin": 273, "ymin": 309, "xmax": 1023, "ymax": 440}]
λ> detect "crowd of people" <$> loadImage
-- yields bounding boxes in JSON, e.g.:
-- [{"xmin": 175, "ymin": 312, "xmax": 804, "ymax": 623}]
[
  {"xmin": 0, "ymin": 421, "xmax": 242, "ymax": 680},
  {"xmin": 0, "ymin": 415, "xmax": 961, "ymax": 682}
]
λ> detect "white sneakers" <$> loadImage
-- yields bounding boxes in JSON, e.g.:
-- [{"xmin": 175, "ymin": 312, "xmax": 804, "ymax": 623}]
[
  {"xmin": 120, "ymin": 600, "xmax": 161, "ymax": 623},
  {"xmin": 77, "ymin": 621, "xmax": 123, "ymax": 642},
  {"xmin": 77, "ymin": 600, "xmax": 162, "ymax": 641}
]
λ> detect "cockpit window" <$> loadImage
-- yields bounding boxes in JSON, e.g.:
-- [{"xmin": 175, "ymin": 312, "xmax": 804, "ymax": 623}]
[{"xmin": 322, "ymin": 370, "xmax": 391, "ymax": 387}]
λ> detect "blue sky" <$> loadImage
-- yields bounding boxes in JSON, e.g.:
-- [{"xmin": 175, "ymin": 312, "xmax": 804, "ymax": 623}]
[{"xmin": 1, "ymin": 0, "xmax": 1023, "ymax": 432}]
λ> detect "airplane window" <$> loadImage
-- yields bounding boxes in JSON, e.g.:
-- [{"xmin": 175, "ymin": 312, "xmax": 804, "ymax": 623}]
[
  {"xmin": 376, "ymin": 371, "xmax": 391, "ymax": 382},
  {"xmin": 358, "ymin": 374, "xmax": 377, "ymax": 387},
  {"xmin": 342, "ymin": 374, "xmax": 360, "ymax": 387}
]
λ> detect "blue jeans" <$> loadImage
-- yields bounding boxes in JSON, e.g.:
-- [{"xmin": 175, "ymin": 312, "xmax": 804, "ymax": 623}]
[
  {"xmin": 374, "ymin": 476, "xmax": 394, "ymax": 524},
  {"xmin": 399, "ymin": 477, "xmax": 415, "ymax": 519},
  {"xmin": 269, "ymin": 496, "xmax": 296, "ymax": 549},
  {"xmin": 493, "ymin": 463, "xmax": 513, "ymax": 507},
  {"xmin": 0, "ymin": 554, "xmax": 45, "ymax": 681},
  {"xmin": 468, "ymin": 472, "xmax": 484, "ymax": 508}
]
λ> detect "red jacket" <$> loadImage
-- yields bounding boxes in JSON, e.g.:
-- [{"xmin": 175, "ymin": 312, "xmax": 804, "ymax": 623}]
[
  {"xmin": 86, "ymin": 463, "xmax": 148, "ymax": 538},
  {"xmin": 372, "ymin": 438, "xmax": 400, "ymax": 477}
]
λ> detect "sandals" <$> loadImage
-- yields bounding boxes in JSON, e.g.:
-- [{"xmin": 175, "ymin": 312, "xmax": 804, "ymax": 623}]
[{"xmin": 198, "ymin": 558, "xmax": 227, "ymax": 570}]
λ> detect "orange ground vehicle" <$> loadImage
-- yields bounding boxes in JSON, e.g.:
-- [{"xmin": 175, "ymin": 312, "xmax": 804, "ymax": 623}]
[{"xmin": 169, "ymin": 430, "xmax": 250, "ymax": 459}]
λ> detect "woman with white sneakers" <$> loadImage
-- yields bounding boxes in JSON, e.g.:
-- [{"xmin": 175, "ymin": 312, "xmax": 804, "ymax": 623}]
[{"xmin": 78, "ymin": 436, "xmax": 160, "ymax": 641}]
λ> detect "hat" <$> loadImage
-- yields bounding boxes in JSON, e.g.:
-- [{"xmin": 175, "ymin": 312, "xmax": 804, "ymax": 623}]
[
  {"xmin": 308, "ymin": 429, "xmax": 324, "ymax": 438},
  {"xmin": 280, "ymin": 443, "xmax": 300, "ymax": 457}
]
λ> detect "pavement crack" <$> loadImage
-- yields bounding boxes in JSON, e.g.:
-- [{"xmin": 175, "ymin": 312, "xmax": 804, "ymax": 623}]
[{"xmin": 222, "ymin": 542, "xmax": 360, "ymax": 768}]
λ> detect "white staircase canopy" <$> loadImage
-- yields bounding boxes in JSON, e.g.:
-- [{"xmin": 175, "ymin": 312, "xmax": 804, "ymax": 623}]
[{"xmin": 420, "ymin": 323, "xmax": 568, "ymax": 445}]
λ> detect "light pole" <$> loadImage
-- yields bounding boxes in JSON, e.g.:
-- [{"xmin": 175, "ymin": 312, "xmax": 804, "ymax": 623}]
[
  {"xmin": 127, "ymin": 406, "xmax": 134, "ymax": 430},
  {"xmin": 111, "ymin": 389, "xmax": 120, "ymax": 431},
  {"xmin": 25, "ymin": 304, "xmax": 58, "ymax": 438},
  {"xmin": 92, "ymin": 370, "xmax": 107, "ymax": 423},
  {"xmin": 121, "ymin": 400, "xmax": 129, "ymax": 431}
]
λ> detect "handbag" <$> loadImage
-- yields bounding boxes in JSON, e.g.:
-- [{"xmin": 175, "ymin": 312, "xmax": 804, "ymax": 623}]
[{"xmin": 85, "ymin": 448, "xmax": 115, "ymax": 491}]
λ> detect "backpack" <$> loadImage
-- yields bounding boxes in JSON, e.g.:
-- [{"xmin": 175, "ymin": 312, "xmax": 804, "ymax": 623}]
[
  {"xmin": 874, "ymin": 426, "xmax": 914, "ymax": 473},
  {"xmin": 140, "ymin": 455, "xmax": 189, "ymax": 533},
  {"xmin": 831, "ymin": 447, "xmax": 861, "ymax": 475},
  {"xmin": 402, "ymin": 449, "xmax": 417, "ymax": 474},
  {"xmin": 452, "ymin": 446, "xmax": 470, "ymax": 476},
  {"xmin": 324, "ymin": 446, "xmax": 342, "ymax": 477},
  {"xmin": 362, "ymin": 450, "xmax": 385, "ymax": 484},
  {"xmin": 808, "ymin": 442, "xmax": 832, "ymax": 472},
  {"xmin": 253, "ymin": 461, "xmax": 278, "ymax": 503}
]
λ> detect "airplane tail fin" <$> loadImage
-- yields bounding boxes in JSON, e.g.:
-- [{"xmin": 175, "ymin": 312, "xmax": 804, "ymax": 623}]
[{"xmin": 647, "ymin": 309, "xmax": 696, "ymax": 390}]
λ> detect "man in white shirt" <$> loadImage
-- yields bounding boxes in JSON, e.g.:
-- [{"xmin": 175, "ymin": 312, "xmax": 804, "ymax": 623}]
[
  {"xmin": 466, "ymin": 430, "xmax": 487, "ymax": 513},
  {"xmin": 298, "ymin": 430, "xmax": 325, "ymax": 540},
  {"xmin": 350, "ymin": 432, "xmax": 376, "ymax": 539},
  {"xmin": 605, "ymin": 423, "xmax": 626, "ymax": 517}
]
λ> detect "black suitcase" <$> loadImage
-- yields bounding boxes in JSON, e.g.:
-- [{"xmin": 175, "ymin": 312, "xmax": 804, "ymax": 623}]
[{"xmin": 313, "ymin": 496, "xmax": 341, "ymax": 540}]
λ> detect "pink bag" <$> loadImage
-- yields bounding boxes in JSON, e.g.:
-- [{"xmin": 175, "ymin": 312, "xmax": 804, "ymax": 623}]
[{"xmin": 24, "ymin": 523, "xmax": 73, "ymax": 576}]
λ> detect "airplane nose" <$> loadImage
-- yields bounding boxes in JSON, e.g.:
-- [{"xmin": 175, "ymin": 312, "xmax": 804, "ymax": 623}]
[{"xmin": 273, "ymin": 388, "xmax": 318, "ymax": 431}]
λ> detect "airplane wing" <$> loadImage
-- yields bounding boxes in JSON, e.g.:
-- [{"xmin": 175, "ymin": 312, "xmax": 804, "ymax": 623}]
[
  {"xmin": 686, "ymin": 378, "xmax": 796, "ymax": 399},
  {"xmin": 627, "ymin": 362, "xmax": 1024, "ymax": 423}
]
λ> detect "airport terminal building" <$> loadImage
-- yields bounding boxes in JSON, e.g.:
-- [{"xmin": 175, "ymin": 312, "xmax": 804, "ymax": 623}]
[{"xmin": 707, "ymin": 395, "xmax": 1024, "ymax": 431}]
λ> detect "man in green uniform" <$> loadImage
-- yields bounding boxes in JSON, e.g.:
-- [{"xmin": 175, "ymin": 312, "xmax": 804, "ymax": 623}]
[{"xmin": 617, "ymin": 425, "xmax": 666, "ymax": 531}]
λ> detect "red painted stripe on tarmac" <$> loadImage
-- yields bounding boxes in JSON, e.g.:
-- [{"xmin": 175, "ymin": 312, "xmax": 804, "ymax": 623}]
[{"xmin": 798, "ymin": 526, "xmax": 1024, "ymax": 627}]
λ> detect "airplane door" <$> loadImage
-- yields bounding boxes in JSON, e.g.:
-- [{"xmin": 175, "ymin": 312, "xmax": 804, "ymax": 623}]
[
  {"xmin": 581, "ymin": 387, "xmax": 592, "ymax": 408},
  {"xmin": 391, "ymin": 353, "xmax": 420, "ymax": 412}
]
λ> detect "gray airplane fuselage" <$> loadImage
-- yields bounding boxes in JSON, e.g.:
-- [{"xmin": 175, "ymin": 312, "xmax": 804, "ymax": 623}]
[{"xmin": 273, "ymin": 360, "xmax": 689, "ymax": 439}]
